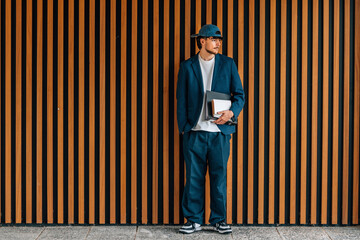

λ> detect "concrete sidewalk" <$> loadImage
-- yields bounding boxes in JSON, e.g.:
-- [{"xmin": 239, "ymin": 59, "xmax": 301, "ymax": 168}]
[{"xmin": 0, "ymin": 225, "xmax": 359, "ymax": 240}]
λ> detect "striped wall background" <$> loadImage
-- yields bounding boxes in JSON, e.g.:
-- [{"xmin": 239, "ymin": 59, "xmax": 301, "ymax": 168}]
[{"xmin": 0, "ymin": 0, "xmax": 359, "ymax": 225}]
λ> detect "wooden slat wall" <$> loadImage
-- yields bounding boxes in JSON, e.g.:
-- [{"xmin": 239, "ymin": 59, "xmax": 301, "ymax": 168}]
[{"xmin": 0, "ymin": 0, "xmax": 359, "ymax": 225}]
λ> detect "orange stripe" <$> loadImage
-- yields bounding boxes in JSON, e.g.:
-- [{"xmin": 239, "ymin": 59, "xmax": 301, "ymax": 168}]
[
  {"xmin": 26, "ymin": 0, "xmax": 33, "ymax": 223},
  {"xmin": 173, "ymin": 0, "xmax": 180, "ymax": 224},
  {"xmin": 99, "ymin": 0, "xmax": 106, "ymax": 224},
  {"xmin": 268, "ymin": 0, "xmax": 277, "ymax": 224},
  {"xmin": 217, "ymin": 0, "xmax": 222, "ymax": 54},
  {"xmin": 152, "ymin": 0, "xmax": 159, "ymax": 224},
  {"xmin": 110, "ymin": 0, "xmax": 116, "ymax": 224},
  {"xmin": 248, "ymin": 0, "xmax": 255, "ymax": 224},
  {"xmin": 290, "ymin": 0, "xmax": 297, "ymax": 224},
  {"xmin": 78, "ymin": 0, "xmax": 85, "ymax": 224},
  {"xmin": 131, "ymin": 0, "xmax": 137, "ymax": 224},
  {"xmin": 258, "ymin": 0, "xmax": 265, "ymax": 224},
  {"xmin": 311, "ymin": 0, "xmax": 319, "ymax": 224},
  {"xmin": 120, "ymin": 0, "xmax": 127, "ymax": 224},
  {"xmin": 142, "ymin": 0, "xmax": 149, "ymax": 224},
  {"xmin": 195, "ymin": 0, "xmax": 201, "ymax": 53},
  {"xmin": 5, "ymin": 0, "xmax": 12, "ymax": 223},
  {"xmin": 47, "ymin": 0, "xmax": 54, "ymax": 224},
  {"xmin": 15, "ymin": 0, "xmax": 22, "ymax": 224},
  {"xmin": 217, "ymin": 0, "xmax": 223, "ymax": 40},
  {"xmin": 206, "ymin": 0, "xmax": 212, "ymax": 24},
  {"xmin": 300, "ymin": 0, "xmax": 308, "ymax": 225},
  {"xmin": 279, "ymin": 0, "xmax": 287, "ymax": 225},
  {"xmin": 163, "ymin": 0, "xmax": 170, "ymax": 224},
  {"xmin": 58, "ymin": 0, "xmax": 64, "ymax": 224},
  {"xmin": 237, "ymin": 0, "xmax": 244, "ymax": 224},
  {"xmin": 184, "ymin": 0, "xmax": 190, "ymax": 222},
  {"xmin": 268, "ymin": 0, "xmax": 276, "ymax": 224},
  {"xmin": 89, "ymin": 0, "xmax": 95, "ymax": 224},
  {"xmin": 332, "ymin": 0, "xmax": 340, "ymax": 225},
  {"xmin": 227, "ymin": 0, "xmax": 233, "ymax": 224},
  {"xmin": 342, "ymin": 0, "xmax": 351, "ymax": 225},
  {"xmin": 353, "ymin": 0, "xmax": 360, "ymax": 225},
  {"xmin": 322, "ymin": 0, "xmax": 329, "ymax": 224}
]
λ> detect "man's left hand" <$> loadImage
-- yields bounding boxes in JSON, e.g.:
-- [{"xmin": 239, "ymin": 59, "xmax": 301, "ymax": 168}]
[{"xmin": 213, "ymin": 110, "xmax": 234, "ymax": 125}]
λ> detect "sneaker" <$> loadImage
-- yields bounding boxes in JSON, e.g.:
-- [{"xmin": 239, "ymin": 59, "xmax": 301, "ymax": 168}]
[
  {"xmin": 214, "ymin": 221, "xmax": 232, "ymax": 234},
  {"xmin": 179, "ymin": 221, "xmax": 202, "ymax": 234}
]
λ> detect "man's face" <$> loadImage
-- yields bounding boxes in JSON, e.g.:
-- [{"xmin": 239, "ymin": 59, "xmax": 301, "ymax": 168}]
[{"xmin": 201, "ymin": 37, "xmax": 222, "ymax": 54}]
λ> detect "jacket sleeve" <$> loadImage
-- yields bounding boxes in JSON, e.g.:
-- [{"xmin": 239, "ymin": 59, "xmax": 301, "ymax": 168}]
[
  {"xmin": 229, "ymin": 60, "xmax": 245, "ymax": 118},
  {"xmin": 176, "ymin": 63, "xmax": 188, "ymax": 133}
]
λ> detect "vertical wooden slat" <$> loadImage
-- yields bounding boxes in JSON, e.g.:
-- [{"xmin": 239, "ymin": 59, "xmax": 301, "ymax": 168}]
[
  {"xmin": 58, "ymin": 0, "xmax": 64, "ymax": 224},
  {"xmin": 130, "ymin": 0, "xmax": 137, "ymax": 224},
  {"xmin": 142, "ymin": 0, "xmax": 149, "ymax": 224},
  {"xmin": 183, "ymin": 0, "xmax": 190, "ymax": 223},
  {"xmin": 268, "ymin": 0, "xmax": 276, "ymax": 224},
  {"xmin": 258, "ymin": 0, "xmax": 265, "ymax": 225},
  {"xmin": 311, "ymin": 0, "xmax": 319, "ymax": 225},
  {"xmin": 353, "ymin": 0, "xmax": 360, "ymax": 226},
  {"xmin": 290, "ymin": 0, "xmax": 297, "ymax": 224},
  {"xmin": 342, "ymin": 0, "xmax": 350, "ymax": 225},
  {"xmin": 152, "ymin": 0, "xmax": 159, "ymax": 224},
  {"xmin": 300, "ymin": 0, "xmax": 308, "ymax": 225},
  {"xmin": 89, "ymin": 0, "xmax": 95, "ymax": 224},
  {"xmin": 279, "ymin": 0, "xmax": 287, "ymax": 225},
  {"xmin": 206, "ymin": 0, "xmax": 211, "ymax": 24},
  {"xmin": 109, "ymin": 0, "xmax": 116, "ymax": 224},
  {"xmin": 201, "ymin": 0, "xmax": 210, "ymax": 224},
  {"xmin": 237, "ymin": 0, "xmax": 244, "ymax": 225},
  {"xmin": 163, "ymin": 0, "xmax": 169, "ymax": 224},
  {"xmin": 332, "ymin": 0, "xmax": 340, "ymax": 225},
  {"xmin": 99, "ymin": 0, "xmax": 106, "ymax": 224},
  {"xmin": 47, "ymin": 0, "xmax": 54, "ymax": 224},
  {"xmin": 78, "ymin": 0, "xmax": 85, "ymax": 224},
  {"xmin": 173, "ymin": 0, "xmax": 180, "ymax": 224},
  {"xmin": 226, "ymin": 0, "xmax": 233, "ymax": 224},
  {"xmin": 26, "ymin": 0, "xmax": 33, "ymax": 224},
  {"xmin": 248, "ymin": 0, "xmax": 255, "ymax": 224},
  {"xmin": 36, "ymin": 0, "xmax": 43, "ymax": 223},
  {"xmin": 185, "ymin": 0, "xmax": 190, "ymax": 60},
  {"xmin": 195, "ymin": 0, "xmax": 201, "ymax": 53},
  {"xmin": 68, "ymin": 0, "xmax": 75, "ymax": 224},
  {"xmin": 120, "ymin": 0, "xmax": 127, "ymax": 224},
  {"xmin": 322, "ymin": 0, "xmax": 329, "ymax": 225},
  {"xmin": 217, "ymin": 0, "xmax": 222, "ymax": 39},
  {"xmin": 15, "ymin": 0, "xmax": 22, "ymax": 224}
]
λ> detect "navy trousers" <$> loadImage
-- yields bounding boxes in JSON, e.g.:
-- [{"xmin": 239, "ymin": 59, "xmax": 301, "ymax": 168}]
[{"xmin": 182, "ymin": 130, "xmax": 231, "ymax": 225}]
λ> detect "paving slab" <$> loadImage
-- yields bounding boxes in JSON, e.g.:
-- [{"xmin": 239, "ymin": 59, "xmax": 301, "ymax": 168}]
[
  {"xmin": 323, "ymin": 226, "xmax": 360, "ymax": 240},
  {"xmin": 277, "ymin": 226, "xmax": 330, "ymax": 240},
  {"xmin": 232, "ymin": 226, "xmax": 282, "ymax": 240},
  {"xmin": 37, "ymin": 226, "xmax": 90, "ymax": 240},
  {"xmin": 182, "ymin": 225, "xmax": 232, "ymax": 240},
  {"xmin": 136, "ymin": 226, "xmax": 182, "ymax": 239},
  {"xmin": 0, "ymin": 226, "xmax": 44, "ymax": 240},
  {"xmin": 86, "ymin": 226, "xmax": 136, "ymax": 240}
]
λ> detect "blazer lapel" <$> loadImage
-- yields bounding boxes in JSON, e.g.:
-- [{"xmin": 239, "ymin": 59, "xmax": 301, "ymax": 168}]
[
  {"xmin": 191, "ymin": 54, "xmax": 204, "ymax": 92},
  {"xmin": 211, "ymin": 54, "xmax": 224, "ymax": 90}
]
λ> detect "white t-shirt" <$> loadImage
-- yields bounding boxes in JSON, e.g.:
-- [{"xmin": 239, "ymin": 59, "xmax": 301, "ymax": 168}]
[{"xmin": 192, "ymin": 55, "xmax": 221, "ymax": 132}]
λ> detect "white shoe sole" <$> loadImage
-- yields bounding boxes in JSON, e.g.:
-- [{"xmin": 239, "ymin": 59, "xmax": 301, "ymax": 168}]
[{"xmin": 179, "ymin": 226, "xmax": 202, "ymax": 234}]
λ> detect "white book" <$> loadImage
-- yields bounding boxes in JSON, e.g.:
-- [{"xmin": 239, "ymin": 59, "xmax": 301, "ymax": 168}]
[{"xmin": 211, "ymin": 99, "xmax": 232, "ymax": 118}]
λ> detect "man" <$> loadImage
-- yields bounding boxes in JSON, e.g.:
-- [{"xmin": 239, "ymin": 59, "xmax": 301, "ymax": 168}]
[{"xmin": 176, "ymin": 24, "xmax": 245, "ymax": 234}]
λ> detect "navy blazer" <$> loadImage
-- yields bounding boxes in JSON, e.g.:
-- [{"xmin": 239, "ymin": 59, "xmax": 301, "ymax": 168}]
[{"xmin": 176, "ymin": 53, "xmax": 245, "ymax": 135}]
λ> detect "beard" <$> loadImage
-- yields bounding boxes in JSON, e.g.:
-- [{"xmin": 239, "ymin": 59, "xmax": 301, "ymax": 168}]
[{"xmin": 205, "ymin": 46, "xmax": 219, "ymax": 55}]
